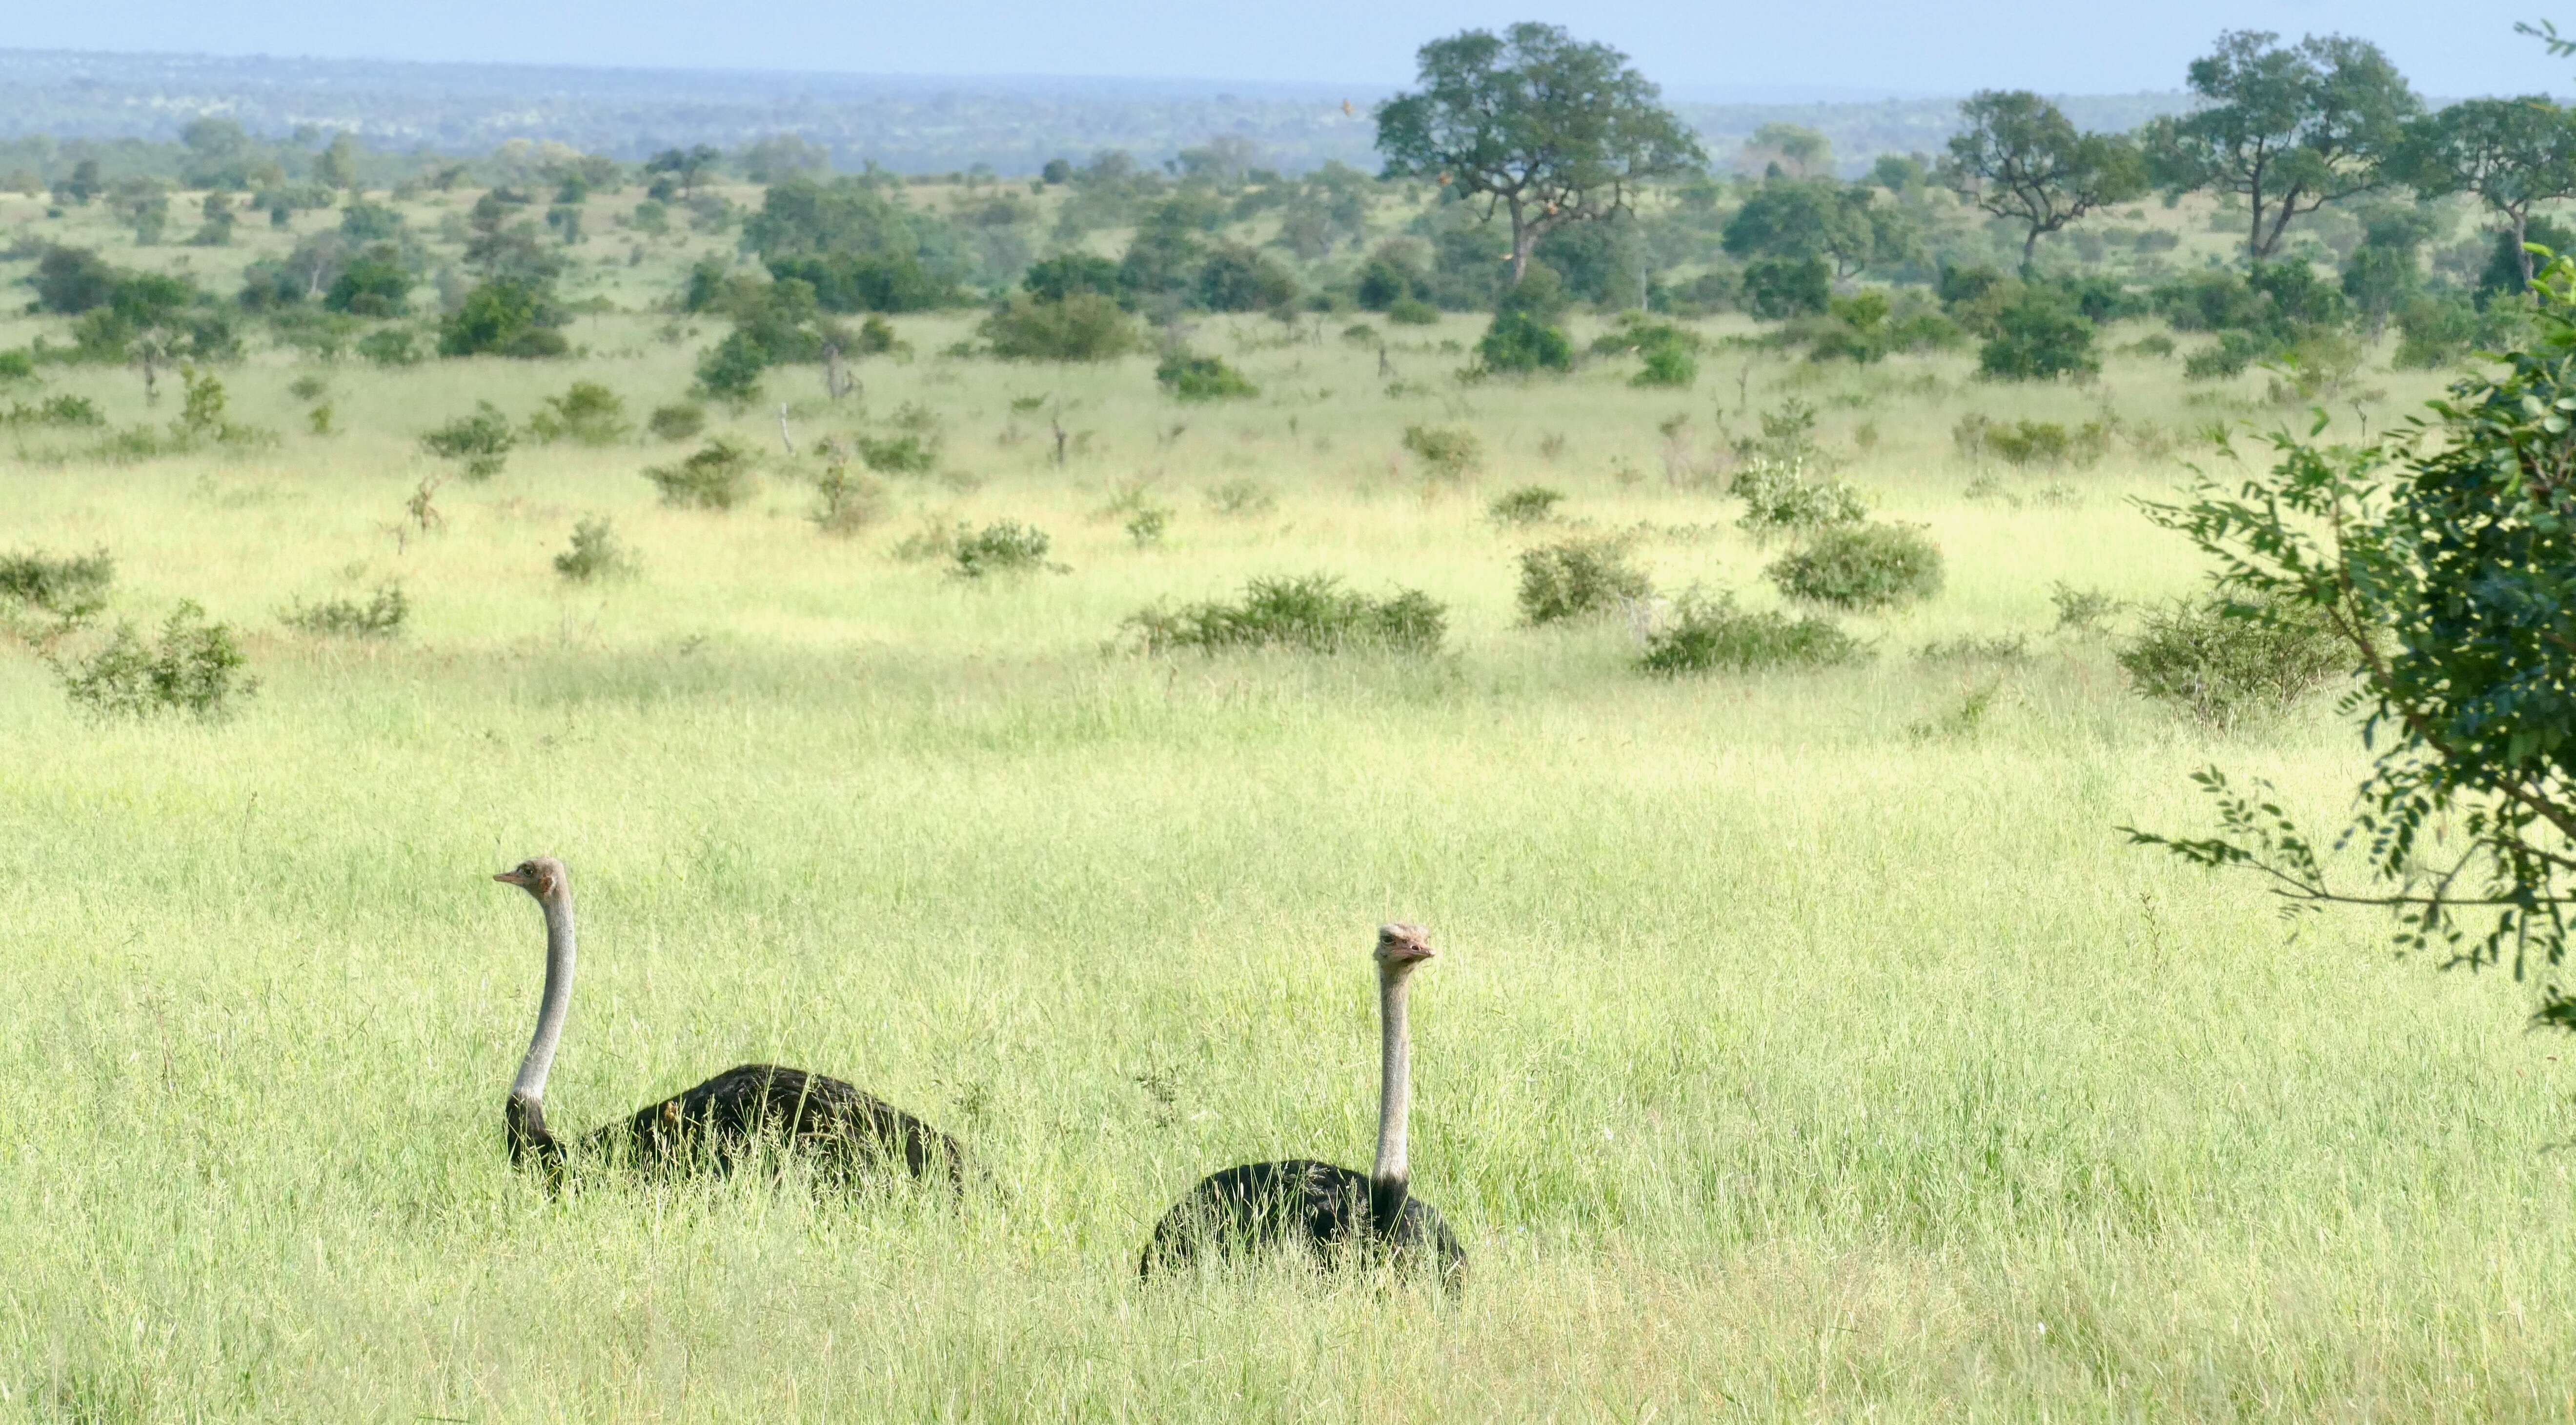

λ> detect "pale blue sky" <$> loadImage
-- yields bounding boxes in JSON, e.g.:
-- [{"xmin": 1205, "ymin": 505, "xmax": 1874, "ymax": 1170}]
[{"xmin": 10, "ymin": 1, "xmax": 2568, "ymax": 98}]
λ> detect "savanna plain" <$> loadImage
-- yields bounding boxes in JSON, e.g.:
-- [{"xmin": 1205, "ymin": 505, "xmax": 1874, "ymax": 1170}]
[{"xmin": 0, "ymin": 181, "xmax": 2570, "ymax": 1424}]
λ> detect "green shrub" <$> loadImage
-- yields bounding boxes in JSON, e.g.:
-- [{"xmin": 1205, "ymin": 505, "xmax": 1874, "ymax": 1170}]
[
  {"xmin": 57, "ymin": 600, "xmax": 256, "ymax": 722},
  {"xmin": 526, "ymin": 381, "xmax": 629, "ymax": 445},
  {"xmin": 1488, "ymin": 485, "xmax": 1566, "ymax": 525},
  {"xmin": 1401, "ymin": 423, "xmax": 1483, "ymax": 482},
  {"xmin": 1742, "ymin": 257, "xmax": 1831, "ymax": 319},
  {"xmin": 855, "ymin": 432, "xmax": 939, "ymax": 476},
  {"xmin": 643, "ymin": 438, "xmax": 755, "ymax": 509},
  {"xmin": 1156, "ymin": 353, "xmax": 1259, "ymax": 401},
  {"xmin": 981, "ymin": 292, "xmax": 1142, "ymax": 361},
  {"xmin": 2114, "ymin": 593, "xmax": 2347, "ymax": 724},
  {"xmin": 419, "ymin": 402, "xmax": 517, "ymax": 481},
  {"xmin": 693, "ymin": 329, "xmax": 768, "ymax": 404},
  {"xmin": 1953, "ymin": 414, "xmax": 2112, "ymax": 468},
  {"xmin": 1385, "ymin": 298, "xmax": 1439, "ymax": 325},
  {"xmin": 1732, "ymin": 462, "xmax": 1869, "ymax": 538},
  {"xmin": 2181, "ymin": 330, "xmax": 2271, "ymax": 381},
  {"xmin": 1205, "ymin": 478, "xmax": 1277, "ymax": 516},
  {"xmin": 1517, "ymin": 536, "xmax": 1652, "ymax": 626},
  {"xmin": 1, "ymin": 394, "xmax": 104, "ymax": 428},
  {"xmin": 646, "ymin": 402, "xmax": 706, "ymax": 441},
  {"xmin": 281, "ymin": 583, "xmax": 408, "ymax": 638},
  {"xmin": 2050, "ymin": 581, "xmax": 2125, "ymax": 635},
  {"xmin": 1978, "ymin": 286, "xmax": 2098, "ymax": 381},
  {"xmin": 438, "ymin": 279, "xmax": 567, "ymax": 359},
  {"xmin": 0, "ymin": 349, "xmax": 34, "ymax": 382},
  {"xmin": 809, "ymin": 466, "xmax": 888, "ymax": 536},
  {"xmin": 949, "ymin": 521, "xmax": 1060, "ymax": 579},
  {"xmin": 1635, "ymin": 343, "xmax": 1699, "ymax": 388},
  {"xmin": 1125, "ymin": 506, "xmax": 1171, "ymax": 546},
  {"xmin": 1126, "ymin": 573, "xmax": 1446, "ymax": 655},
  {"xmin": 1475, "ymin": 309, "xmax": 1573, "ymax": 374},
  {"xmin": 554, "ymin": 517, "xmax": 636, "ymax": 582},
  {"xmin": 1340, "ymin": 322, "xmax": 1380, "ymax": 345},
  {"xmin": 1767, "ymin": 523, "xmax": 1945, "ymax": 611},
  {"xmin": 355, "ymin": 327, "xmax": 422, "ymax": 367},
  {"xmin": 0, "ymin": 547, "xmax": 113, "ymax": 621},
  {"xmin": 1916, "ymin": 634, "xmax": 2030, "ymax": 665},
  {"xmin": 1638, "ymin": 591, "xmax": 1865, "ymax": 674}
]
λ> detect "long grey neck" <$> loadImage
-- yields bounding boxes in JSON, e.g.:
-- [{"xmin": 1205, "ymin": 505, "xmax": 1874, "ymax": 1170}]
[
  {"xmin": 1371, "ymin": 967, "xmax": 1412, "ymax": 1193},
  {"xmin": 511, "ymin": 889, "xmax": 575, "ymax": 1103}
]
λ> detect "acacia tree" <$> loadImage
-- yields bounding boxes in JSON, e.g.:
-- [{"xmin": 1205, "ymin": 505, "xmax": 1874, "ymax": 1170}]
[
  {"xmin": 1375, "ymin": 23, "xmax": 1705, "ymax": 284},
  {"xmin": 1942, "ymin": 91, "xmax": 2147, "ymax": 274},
  {"xmin": 2391, "ymin": 98, "xmax": 2576, "ymax": 292},
  {"xmin": 2144, "ymin": 30, "xmax": 2419, "ymax": 260},
  {"xmin": 2131, "ymin": 258, "xmax": 2576, "ymax": 1029}
]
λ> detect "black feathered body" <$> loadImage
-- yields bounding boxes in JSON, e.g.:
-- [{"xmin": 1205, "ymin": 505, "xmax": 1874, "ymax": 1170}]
[
  {"xmin": 1139, "ymin": 1158, "xmax": 1464, "ymax": 1287},
  {"xmin": 512, "ymin": 1063, "xmax": 965, "ymax": 1191}
]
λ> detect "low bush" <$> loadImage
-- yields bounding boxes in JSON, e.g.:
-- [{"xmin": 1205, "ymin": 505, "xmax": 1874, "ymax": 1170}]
[
  {"xmin": 1952, "ymin": 414, "xmax": 2112, "ymax": 468},
  {"xmin": 420, "ymin": 402, "xmax": 516, "ymax": 481},
  {"xmin": 1638, "ymin": 591, "xmax": 1865, "ymax": 675},
  {"xmin": 1205, "ymin": 478, "xmax": 1278, "ymax": 517},
  {"xmin": 1475, "ymin": 309, "xmax": 1573, "ymax": 374},
  {"xmin": 1, "ymin": 394, "xmax": 104, "ymax": 428},
  {"xmin": 1732, "ymin": 462, "xmax": 1869, "ymax": 538},
  {"xmin": 526, "ymin": 381, "xmax": 629, "ymax": 446},
  {"xmin": 646, "ymin": 402, "xmax": 706, "ymax": 442},
  {"xmin": 981, "ymin": 292, "xmax": 1141, "ymax": 361},
  {"xmin": 1767, "ymin": 523, "xmax": 1944, "ymax": 611},
  {"xmin": 1401, "ymin": 424, "xmax": 1483, "ymax": 482},
  {"xmin": 1385, "ymin": 298, "xmax": 1439, "ymax": 325},
  {"xmin": 643, "ymin": 438, "xmax": 755, "ymax": 510},
  {"xmin": 1487, "ymin": 485, "xmax": 1565, "ymax": 525},
  {"xmin": 554, "ymin": 517, "xmax": 636, "ymax": 582},
  {"xmin": 57, "ymin": 600, "xmax": 256, "ymax": 722},
  {"xmin": 1517, "ymin": 536, "xmax": 1651, "ymax": 626},
  {"xmin": 2050, "ymin": 581, "xmax": 2124, "ymax": 635},
  {"xmin": 1916, "ymin": 634, "xmax": 2030, "ymax": 664},
  {"xmin": 1127, "ymin": 573, "xmax": 1446, "ymax": 655},
  {"xmin": 0, "ymin": 547, "xmax": 113, "ymax": 621},
  {"xmin": 856, "ymin": 432, "xmax": 940, "ymax": 476},
  {"xmin": 950, "ymin": 522, "xmax": 1061, "ymax": 579},
  {"xmin": 809, "ymin": 466, "xmax": 888, "ymax": 536},
  {"xmin": 2114, "ymin": 593, "xmax": 2347, "ymax": 724},
  {"xmin": 1156, "ymin": 353, "xmax": 1259, "ymax": 401},
  {"xmin": 281, "ymin": 583, "xmax": 408, "ymax": 638},
  {"xmin": 1977, "ymin": 286, "xmax": 2098, "ymax": 381},
  {"xmin": 356, "ymin": 328, "xmax": 422, "ymax": 367}
]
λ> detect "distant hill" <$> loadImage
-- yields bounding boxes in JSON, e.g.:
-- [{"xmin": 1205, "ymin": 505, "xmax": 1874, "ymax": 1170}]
[{"xmin": 0, "ymin": 48, "xmax": 2194, "ymax": 177}]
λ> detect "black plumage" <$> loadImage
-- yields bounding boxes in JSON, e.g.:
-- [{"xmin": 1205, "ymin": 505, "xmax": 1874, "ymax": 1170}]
[{"xmin": 1138, "ymin": 1159, "xmax": 1464, "ymax": 1286}]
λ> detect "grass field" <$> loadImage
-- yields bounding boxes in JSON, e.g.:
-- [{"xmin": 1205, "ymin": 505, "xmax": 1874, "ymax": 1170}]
[{"xmin": 5, "ymin": 226, "xmax": 2576, "ymax": 1419}]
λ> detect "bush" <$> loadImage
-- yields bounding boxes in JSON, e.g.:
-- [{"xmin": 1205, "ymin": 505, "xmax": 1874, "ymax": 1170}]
[
  {"xmin": 1978, "ymin": 287, "xmax": 2098, "ymax": 381},
  {"xmin": 355, "ymin": 327, "xmax": 422, "ymax": 367},
  {"xmin": 1732, "ymin": 462, "xmax": 1869, "ymax": 538},
  {"xmin": 1126, "ymin": 573, "xmax": 1446, "ymax": 654},
  {"xmin": 419, "ymin": 402, "xmax": 517, "ymax": 480},
  {"xmin": 647, "ymin": 402, "xmax": 706, "ymax": 441},
  {"xmin": 1517, "ymin": 536, "xmax": 1651, "ymax": 626},
  {"xmin": 856, "ymin": 432, "xmax": 939, "ymax": 476},
  {"xmin": 0, "ymin": 547, "xmax": 114, "ymax": 621},
  {"xmin": 1385, "ymin": 298, "xmax": 1439, "ymax": 326},
  {"xmin": 1156, "ymin": 353, "xmax": 1259, "ymax": 401},
  {"xmin": 643, "ymin": 438, "xmax": 756, "ymax": 510},
  {"xmin": 981, "ymin": 292, "xmax": 1141, "ymax": 361},
  {"xmin": 281, "ymin": 583, "xmax": 408, "ymax": 638},
  {"xmin": 1475, "ymin": 309, "xmax": 1573, "ymax": 374},
  {"xmin": 526, "ymin": 382, "xmax": 629, "ymax": 445},
  {"xmin": 57, "ymin": 600, "xmax": 256, "ymax": 722},
  {"xmin": 1401, "ymin": 424, "xmax": 1483, "ymax": 482},
  {"xmin": 1488, "ymin": 485, "xmax": 1566, "ymax": 525},
  {"xmin": 2114, "ymin": 593, "xmax": 2346, "ymax": 724},
  {"xmin": 810, "ymin": 466, "xmax": 888, "ymax": 536},
  {"xmin": 1953, "ymin": 414, "xmax": 2112, "ymax": 468},
  {"xmin": 1766, "ymin": 523, "xmax": 1944, "ymax": 611},
  {"xmin": 1638, "ymin": 591, "xmax": 1865, "ymax": 675},
  {"xmin": 554, "ymin": 517, "xmax": 636, "ymax": 582},
  {"xmin": 1205, "ymin": 478, "xmax": 1277, "ymax": 516},
  {"xmin": 693, "ymin": 329, "xmax": 768, "ymax": 404},
  {"xmin": 438, "ymin": 279, "xmax": 567, "ymax": 359},
  {"xmin": 1742, "ymin": 257, "xmax": 1831, "ymax": 320},
  {"xmin": 949, "ymin": 521, "xmax": 1060, "ymax": 579},
  {"xmin": 1, "ymin": 395, "xmax": 104, "ymax": 428}
]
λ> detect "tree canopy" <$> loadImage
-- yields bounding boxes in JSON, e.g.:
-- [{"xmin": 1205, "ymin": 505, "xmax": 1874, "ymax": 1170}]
[
  {"xmin": 1942, "ymin": 91, "xmax": 2147, "ymax": 274},
  {"xmin": 2391, "ymin": 98, "xmax": 2576, "ymax": 290},
  {"xmin": 1374, "ymin": 22, "xmax": 1704, "ymax": 284}
]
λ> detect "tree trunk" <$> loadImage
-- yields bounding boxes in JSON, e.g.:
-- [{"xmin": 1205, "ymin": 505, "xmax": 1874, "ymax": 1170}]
[
  {"xmin": 1507, "ymin": 198, "xmax": 1534, "ymax": 284},
  {"xmin": 2516, "ymin": 211, "xmax": 2536, "ymax": 293},
  {"xmin": 2020, "ymin": 226, "xmax": 2042, "ymax": 277}
]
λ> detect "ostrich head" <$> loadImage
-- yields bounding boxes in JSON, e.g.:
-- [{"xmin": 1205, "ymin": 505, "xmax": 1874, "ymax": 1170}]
[
  {"xmin": 1375, "ymin": 922, "xmax": 1435, "ymax": 973},
  {"xmin": 495, "ymin": 855, "xmax": 570, "ymax": 902}
]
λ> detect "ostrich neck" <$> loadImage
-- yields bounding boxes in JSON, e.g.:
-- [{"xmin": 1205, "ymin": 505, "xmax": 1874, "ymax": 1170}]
[
  {"xmin": 1371, "ymin": 967, "xmax": 1413, "ymax": 1194},
  {"xmin": 511, "ymin": 890, "xmax": 576, "ymax": 1103}
]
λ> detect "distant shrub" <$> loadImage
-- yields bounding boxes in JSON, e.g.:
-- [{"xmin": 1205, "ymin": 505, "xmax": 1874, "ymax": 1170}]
[
  {"xmin": 1156, "ymin": 352, "xmax": 1259, "ymax": 401},
  {"xmin": 646, "ymin": 402, "xmax": 706, "ymax": 441},
  {"xmin": 1487, "ymin": 485, "xmax": 1565, "ymax": 525},
  {"xmin": 1340, "ymin": 322, "xmax": 1380, "ymax": 345},
  {"xmin": 643, "ymin": 437, "xmax": 755, "ymax": 509},
  {"xmin": 1385, "ymin": 298, "xmax": 1439, "ymax": 325},
  {"xmin": 1767, "ymin": 523, "xmax": 1944, "ymax": 611},
  {"xmin": 420, "ymin": 402, "xmax": 517, "ymax": 481},
  {"xmin": 1475, "ymin": 309, "xmax": 1573, "ymax": 374},
  {"xmin": 1638, "ymin": 591, "xmax": 1865, "ymax": 675},
  {"xmin": 982, "ymin": 292, "xmax": 1141, "ymax": 361},
  {"xmin": 554, "ymin": 517, "xmax": 636, "ymax": 582},
  {"xmin": 1400, "ymin": 423, "xmax": 1483, "ymax": 482},
  {"xmin": 2050, "ymin": 581, "xmax": 2125, "ymax": 635},
  {"xmin": 526, "ymin": 381, "xmax": 629, "ymax": 445},
  {"xmin": 1205, "ymin": 478, "xmax": 1278, "ymax": 516},
  {"xmin": 1125, "ymin": 506, "xmax": 1170, "ymax": 545},
  {"xmin": 438, "ymin": 279, "xmax": 567, "ymax": 359},
  {"xmin": 1732, "ymin": 462, "xmax": 1868, "ymax": 538},
  {"xmin": 2114, "ymin": 593, "xmax": 2346, "ymax": 724},
  {"xmin": 1126, "ymin": 573, "xmax": 1446, "ymax": 655},
  {"xmin": 856, "ymin": 432, "xmax": 939, "ymax": 476},
  {"xmin": 1916, "ymin": 634, "xmax": 2030, "ymax": 664},
  {"xmin": 1, "ymin": 394, "xmax": 104, "ymax": 428},
  {"xmin": 282, "ymin": 583, "xmax": 408, "ymax": 638},
  {"xmin": 1517, "ymin": 536, "xmax": 1651, "ymax": 626},
  {"xmin": 0, "ymin": 349, "xmax": 33, "ymax": 382},
  {"xmin": 1978, "ymin": 287, "xmax": 2098, "ymax": 381},
  {"xmin": 693, "ymin": 330, "xmax": 767, "ymax": 405},
  {"xmin": 1952, "ymin": 414, "xmax": 2112, "ymax": 468},
  {"xmin": 1593, "ymin": 317, "xmax": 1702, "ymax": 388},
  {"xmin": 949, "ymin": 521, "xmax": 1061, "ymax": 579},
  {"xmin": 57, "ymin": 600, "xmax": 256, "ymax": 722},
  {"xmin": 0, "ymin": 547, "xmax": 113, "ymax": 621},
  {"xmin": 356, "ymin": 327, "xmax": 422, "ymax": 367},
  {"xmin": 809, "ymin": 466, "xmax": 888, "ymax": 536}
]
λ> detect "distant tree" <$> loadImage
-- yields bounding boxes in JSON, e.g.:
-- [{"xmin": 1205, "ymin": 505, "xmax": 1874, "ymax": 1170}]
[
  {"xmin": 1942, "ymin": 91, "xmax": 2148, "ymax": 274},
  {"xmin": 2390, "ymin": 98, "xmax": 2576, "ymax": 292},
  {"xmin": 1020, "ymin": 252, "xmax": 1121, "ymax": 304},
  {"xmin": 32, "ymin": 246, "xmax": 119, "ymax": 314},
  {"xmin": 313, "ymin": 133, "xmax": 361, "ymax": 192},
  {"xmin": 1040, "ymin": 158, "xmax": 1073, "ymax": 185},
  {"xmin": 980, "ymin": 291, "xmax": 1142, "ymax": 361},
  {"xmin": 1722, "ymin": 179, "xmax": 1900, "ymax": 281},
  {"xmin": 107, "ymin": 179, "xmax": 170, "ymax": 245},
  {"xmin": 1740, "ymin": 122, "xmax": 1832, "ymax": 178},
  {"xmin": 179, "ymin": 117, "xmax": 254, "ymax": 190},
  {"xmin": 736, "ymin": 135, "xmax": 832, "ymax": 184},
  {"xmin": 1375, "ymin": 22, "xmax": 1705, "ymax": 284},
  {"xmin": 438, "ymin": 279, "xmax": 568, "ymax": 359},
  {"xmin": 54, "ymin": 157, "xmax": 103, "ymax": 206},
  {"xmin": 2340, "ymin": 207, "xmax": 2437, "ymax": 337},
  {"xmin": 645, "ymin": 145, "xmax": 723, "ymax": 199},
  {"xmin": 2144, "ymin": 30, "xmax": 2420, "ymax": 260}
]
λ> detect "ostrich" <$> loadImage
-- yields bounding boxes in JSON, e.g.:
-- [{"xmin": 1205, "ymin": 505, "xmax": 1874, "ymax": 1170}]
[
  {"xmin": 1139, "ymin": 923, "xmax": 1464, "ymax": 1288},
  {"xmin": 495, "ymin": 855, "xmax": 965, "ymax": 1191}
]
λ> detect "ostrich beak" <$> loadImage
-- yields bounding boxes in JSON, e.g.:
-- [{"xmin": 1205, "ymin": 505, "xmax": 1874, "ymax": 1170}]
[{"xmin": 494, "ymin": 869, "xmax": 531, "ymax": 887}]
